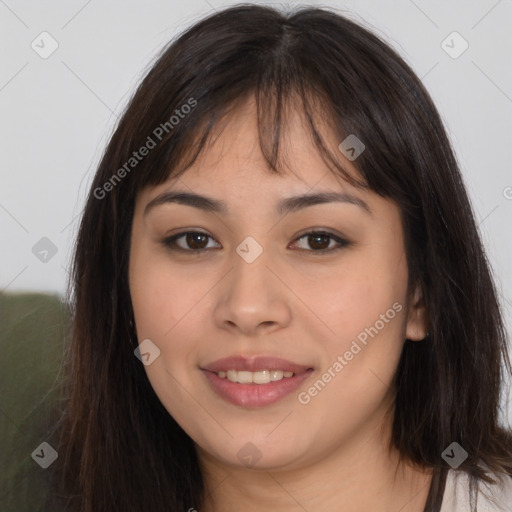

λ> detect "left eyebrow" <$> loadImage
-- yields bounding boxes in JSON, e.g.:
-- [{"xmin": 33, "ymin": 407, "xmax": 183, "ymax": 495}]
[
  {"xmin": 143, "ymin": 190, "xmax": 373, "ymax": 217},
  {"xmin": 277, "ymin": 191, "xmax": 372, "ymax": 216}
]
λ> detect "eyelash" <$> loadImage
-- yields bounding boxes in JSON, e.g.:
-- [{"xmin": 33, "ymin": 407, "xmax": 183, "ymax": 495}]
[{"xmin": 161, "ymin": 230, "xmax": 351, "ymax": 255}]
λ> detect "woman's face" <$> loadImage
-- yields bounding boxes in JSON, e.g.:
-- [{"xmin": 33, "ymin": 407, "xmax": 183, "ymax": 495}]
[{"xmin": 129, "ymin": 96, "xmax": 427, "ymax": 472}]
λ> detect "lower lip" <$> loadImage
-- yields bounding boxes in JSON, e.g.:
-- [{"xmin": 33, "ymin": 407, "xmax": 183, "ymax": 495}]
[{"xmin": 201, "ymin": 369, "xmax": 314, "ymax": 408}]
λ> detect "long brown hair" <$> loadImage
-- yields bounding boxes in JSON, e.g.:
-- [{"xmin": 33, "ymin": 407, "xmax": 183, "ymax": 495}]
[{"xmin": 50, "ymin": 4, "xmax": 512, "ymax": 511}]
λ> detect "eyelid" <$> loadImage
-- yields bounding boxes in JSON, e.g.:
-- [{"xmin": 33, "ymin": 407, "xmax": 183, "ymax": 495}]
[{"xmin": 161, "ymin": 229, "xmax": 352, "ymax": 254}]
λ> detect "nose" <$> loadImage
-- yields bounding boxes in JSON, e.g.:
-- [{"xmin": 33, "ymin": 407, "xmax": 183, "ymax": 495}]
[{"xmin": 213, "ymin": 244, "xmax": 292, "ymax": 337}]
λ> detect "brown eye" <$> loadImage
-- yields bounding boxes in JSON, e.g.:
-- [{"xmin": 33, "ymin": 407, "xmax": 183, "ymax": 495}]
[
  {"xmin": 307, "ymin": 234, "xmax": 331, "ymax": 250},
  {"xmin": 291, "ymin": 231, "xmax": 350, "ymax": 254},
  {"xmin": 162, "ymin": 231, "xmax": 220, "ymax": 252},
  {"xmin": 185, "ymin": 233, "xmax": 209, "ymax": 250}
]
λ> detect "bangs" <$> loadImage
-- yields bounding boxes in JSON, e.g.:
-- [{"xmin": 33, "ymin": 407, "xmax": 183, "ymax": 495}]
[{"xmin": 132, "ymin": 82, "xmax": 367, "ymax": 194}]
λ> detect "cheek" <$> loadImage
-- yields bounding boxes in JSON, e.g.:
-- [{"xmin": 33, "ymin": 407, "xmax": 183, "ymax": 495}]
[
  {"xmin": 130, "ymin": 248, "xmax": 204, "ymax": 340},
  {"xmin": 129, "ymin": 252, "xmax": 207, "ymax": 423},
  {"xmin": 296, "ymin": 247, "xmax": 407, "ymax": 342},
  {"xmin": 299, "ymin": 245, "xmax": 409, "ymax": 395},
  {"xmin": 129, "ymin": 248, "xmax": 217, "ymax": 394},
  {"xmin": 295, "ymin": 272, "xmax": 407, "ymax": 440}
]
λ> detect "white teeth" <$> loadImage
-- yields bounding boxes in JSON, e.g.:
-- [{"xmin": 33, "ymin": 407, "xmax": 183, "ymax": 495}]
[
  {"xmin": 253, "ymin": 370, "xmax": 270, "ymax": 384},
  {"xmin": 270, "ymin": 370, "xmax": 283, "ymax": 381},
  {"xmin": 218, "ymin": 369, "xmax": 296, "ymax": 384},
  {"xmin": 237, "ymin": 371, "xmax": 253, "ymax": 384}
]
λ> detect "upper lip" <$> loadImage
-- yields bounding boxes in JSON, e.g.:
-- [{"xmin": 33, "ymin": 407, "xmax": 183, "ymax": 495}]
[{"xmin": 201, "ymin": 356, "xmax": 313, "ymax": 374}]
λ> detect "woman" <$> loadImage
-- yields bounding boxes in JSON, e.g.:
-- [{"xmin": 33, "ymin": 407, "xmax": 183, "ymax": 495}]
[{"xmin": 52, "ymin": 4, "xmax": 512, "ymax": 511}]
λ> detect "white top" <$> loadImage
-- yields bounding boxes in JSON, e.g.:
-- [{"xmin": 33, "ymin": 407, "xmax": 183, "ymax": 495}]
[{"xmin": 440, "ymin": 470, "xmax": 512, "ymax": 511}]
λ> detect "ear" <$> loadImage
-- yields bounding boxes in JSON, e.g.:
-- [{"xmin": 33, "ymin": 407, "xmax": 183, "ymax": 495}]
[{"xmin": 405, "ymin": 285, "xmax": 428, "ymax": 341}]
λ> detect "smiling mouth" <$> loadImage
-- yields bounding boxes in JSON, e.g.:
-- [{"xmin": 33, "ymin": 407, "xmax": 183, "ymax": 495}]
[
  {"xmin": 201, "ymin": 368, "xmax": 314, "ymax": 408},
  {"xmin": 200, "ymin": 355, "xmax": 314, "ymax": 407}
]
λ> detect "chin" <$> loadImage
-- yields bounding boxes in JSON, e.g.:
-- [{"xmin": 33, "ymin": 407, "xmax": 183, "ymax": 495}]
[{"xmin": 198, "ymin": 434, "xmax": 310, "ymax": 471}]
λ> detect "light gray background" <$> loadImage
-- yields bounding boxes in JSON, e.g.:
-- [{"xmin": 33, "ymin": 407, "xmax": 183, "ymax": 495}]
[{"xmin": 1, "ymin": 0, "xmax": 511, "ymax": 421}]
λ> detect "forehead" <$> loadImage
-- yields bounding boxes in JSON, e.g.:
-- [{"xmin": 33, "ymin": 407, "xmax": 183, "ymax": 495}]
[{"xmin": 142, "ymin": 94, "xmax": 364, "ymax": 201}]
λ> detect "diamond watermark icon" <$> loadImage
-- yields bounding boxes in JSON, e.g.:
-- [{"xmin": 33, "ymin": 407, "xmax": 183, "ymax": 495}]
[
  {"xmin": 338, "ymin": 134, "xmax": 365, "ymax": 161},
  {"xmin": 441, "ymin": 442, "xmax": 468, "ymax": 468},
  {"xmin": 31, "ymin": 31, "xmax": 59, "ymax": 59},
  {"xmin": 441, "ymin": 32, "xmax": 469, "ymax": 59},
  {"xmin": 236, "ymin": 236, "xmax": 263, "ymax": 264},
  {"xmin": 134, "ymin": 338, "xmax": 161, "ymax": 366},
  {"xmin": 32, "ymin": 442, "xmax": 58, "ymax": 469},
  {"xmin": 237, "ymin": 442, "xmax": 262, "ymax": 468},
  {"xmin": 32, "ymin": 237, "xmax": 58, "ymax": 263}
]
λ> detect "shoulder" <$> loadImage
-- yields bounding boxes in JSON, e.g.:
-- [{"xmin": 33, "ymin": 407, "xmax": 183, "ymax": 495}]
[{"xmin": 440, "ymin": 469, "xmax": 512, "ymax": 511}]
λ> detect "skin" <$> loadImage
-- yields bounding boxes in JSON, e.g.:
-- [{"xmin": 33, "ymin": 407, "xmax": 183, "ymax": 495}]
[{"xmin": 129, "ymin": 95, "xmax": 431, "ymax": 512}]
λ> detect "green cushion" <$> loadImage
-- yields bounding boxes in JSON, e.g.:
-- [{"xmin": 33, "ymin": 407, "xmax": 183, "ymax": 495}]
[{"xmin": 0, "ymin": 292, "xmax": 68, "ymax": 511}]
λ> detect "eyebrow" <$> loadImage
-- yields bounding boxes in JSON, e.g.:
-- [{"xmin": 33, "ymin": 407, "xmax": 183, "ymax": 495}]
[{"xmin": 143, "ymin": 190, "xmax": 372, "ymax": 217}]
